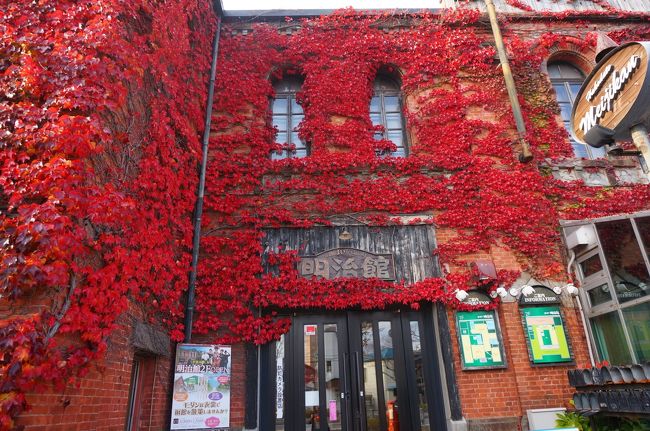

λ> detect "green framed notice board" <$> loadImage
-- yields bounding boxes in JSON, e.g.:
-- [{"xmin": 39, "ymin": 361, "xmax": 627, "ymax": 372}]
[
  {"xmin": 456, "ymin": 310, "xmax": 506, "ymax": 370},
  {"xmin": 521, "ymin": 306, "xmax": 573, "ymax": 365}
]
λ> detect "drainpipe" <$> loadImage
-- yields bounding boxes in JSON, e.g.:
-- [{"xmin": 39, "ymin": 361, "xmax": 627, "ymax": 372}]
[
  {"xmin": 484, "ymin": 0, "xmax": 533, "ymax": 163},
  {"xmin": 184, "ymin": 17, "xmax": 222, "ymax": 343}
]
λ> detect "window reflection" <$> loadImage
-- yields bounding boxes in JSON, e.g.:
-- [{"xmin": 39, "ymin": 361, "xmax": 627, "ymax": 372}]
[
  {"xmin": 597, "ymin": 219, "xmax": 650, "ymax": 303},
  {"xmin": 410, "ymin": 320, "xmax": 430, "ymax": 431},
  {"xmin": 304, "ymin": 324, "xmax": 320, "ymax": 431},
  {"xmin": 276, "ymin": 335, "xmax": 285, "ymax": 431},
  {"xmin": 323, "ymin": 324, "xmax": 341, "ymax": 431},
  {"xmin": 361, "ymin": 321, "xmax": 380, "ymax": 431},
  {"xmin": 590, "ymin": 312, "xmax": 633, "ymax": 364},
  {"xmin": 623, "ymin": 302, "xmax": 650, "ymax": 362}
]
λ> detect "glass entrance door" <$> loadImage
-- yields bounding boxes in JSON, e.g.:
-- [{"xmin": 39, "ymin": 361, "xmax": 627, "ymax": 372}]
[{"xmin": 277, "ymin": 310, "xmax": 445, "ymax": 431}]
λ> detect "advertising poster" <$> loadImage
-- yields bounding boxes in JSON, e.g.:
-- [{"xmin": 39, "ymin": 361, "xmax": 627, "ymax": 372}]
[
  {"xmin": 170, "ymin": 344, "xmax": 231, "ymax": 430},
  {"xmin": 456, "ymin": 310, "xmax": 506, "ymax": 369},
  {"xmin": 521, "ymin": 306, "xmax": 572, "ymax": 364}
]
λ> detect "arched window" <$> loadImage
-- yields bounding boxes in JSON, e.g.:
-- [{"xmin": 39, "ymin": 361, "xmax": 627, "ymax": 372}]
[
  {"xmin": 272, "ymin": 76, "xmax": 307, "ymax": 159},
  {"xmin": 548, "ymin": 61, "xmax": 606, "ymax": 159},
  {"xmin": 370, "ymin": 73, "xmax": 407, "ymax": 157}
]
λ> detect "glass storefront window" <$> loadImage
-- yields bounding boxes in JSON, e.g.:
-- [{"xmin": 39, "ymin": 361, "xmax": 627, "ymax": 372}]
[
  {"xmin": 323, "ymin": 324, "xmax": 341, "ymax": 431},
  {"xmin": 276, "ymin": 335, "xmax": 285, "ymax": 431},
  {"xmin": 622, "ymin": 302, "xmax": 650, "ymax": 362},
  {"xmin": 586, "ymin": 283, "xmax": 612, "ymax": 307},
  {"xmin": 590, "ymin": 311, "xmax": 633, "ymax": 365},
  {"xmin": 579, "ymin": 253, "xmax": 603, "ymax": 278},
  {"xmin": 410, "ymin": 320, "xmax": 430, "ymax": 431},
  {"xmin": 596, "ymin": 219, "xmax": 650, "ymax": 303}
]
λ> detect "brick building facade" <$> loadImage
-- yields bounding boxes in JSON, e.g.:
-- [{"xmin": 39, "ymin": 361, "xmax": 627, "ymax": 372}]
[{"xmin": 9, "ymin": 0, "xmax": 650, "ymax": 430}]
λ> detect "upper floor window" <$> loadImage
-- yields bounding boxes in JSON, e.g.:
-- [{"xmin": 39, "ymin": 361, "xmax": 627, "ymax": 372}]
[
  {"xmin": 272, "ymin": 76, "xmax": 307, "ymax": 160},
  {"xmin": 370, "ymin": 73, "xmax": 407, "ymax": 157},
  {"xmin": 548, "ymin": 61, "xmax": 606, "ymax": 160}
]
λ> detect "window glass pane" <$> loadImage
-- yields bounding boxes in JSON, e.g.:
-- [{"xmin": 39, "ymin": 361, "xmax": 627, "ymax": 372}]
[
  {"xmin": 559, "ymin": 104, "xmax": 572, "ymax": 121},
  {"xmin": 304, "ymin": 324, "xmax": 320, "ymax": 431},
  {"xmin": 273, "ymin": 98, "xmax": 288, "ymax": 114},
  {"xmin": 323, "ymin": 324, "xmax": 341, "ymax": 430},
  {"xmin": 386, "ymin": 131, "xmax": 403, "ymax": 145},
  {"xmin": 590, "ymin": 312, "xmax": 633, "ymax": 364},
  {"xmin": 569, "ymin": 83, "xmax": 582, "ymax": 100},
  {"xmin": 622, "ymin": 302, "xmax": 650, "ymax": 362},
  {"xmin": 385, "ymin": 113, "xmax": 402, "ymax": 130},
  {"xmin": 273, "ymin": 116, "xmax": 288, "ymax": 132},
  {"xmin": 292, "ymin": 114, "xmax": 304, "ymax": 129},
  {"xmin": 636, "ymin": 216, "xmax": 650, "ymax": 256},
  {"xmin": 548, "ymin": 63, "xmax": 594, "ymax": 159},
  {"xmin": 410, "ymin": 321, "xmax": 430, "ymax": 431},
  {"xmin": 579, "ymin": 254, "xmax": 603, "ymax": 278},
  {"xmin": 384, "ymin": 96, "xmax": 399, "ymax": 112},
  {"xmin": 291, "ymin": 98, "xmax": 303, "ymax": 114},
  {"xmin": 370, "ymin": 96, "xmax": 381, "ymax": 113},
  {"xmin": 271, "ymin": 150, "xmax": 286, "ymax": 161},
  {"xmin": 370, "ymin": 114, "xmax": 382, "ymax": 125},
  {"xmin": 553, "ymin": 84, "xmax": 570, "ymax": 103},
  {"xmin": 588, "ymin": 145, "xmax": 606, "ymax": 159},
  {"xmin": 587, "ymin": 283, "xmax": 612, "ymax": 307},
  {"xmin": 547, "ymin": 64, "xmax": 561, "ymax": 78},
  {"xmin": 276, "ymin": 335, "xmax": 285, "ymax": 430},
  {"xmin": 571, "ymin": 143, "xmax": 588, "ymax": 159},
  {"xmin": 361, "ymin": 321, "xmax": 380, "ymax": 431},
  {"xmin": 291, "ymin": 133, "xmax": 303, "ymax": 148},
  {"xmin": 378, "ymin": 321, "xmax": 396, "ymax": 418},
  {"xmin": 276, "ymin": 132, "xmax": 287, "ymax": 144},
  {"xmin": 559, "ymin": 64, "xmax": 584, "ymax": 79},
  {"xmin": 597, "ymin": 219, "xmax": 650, "ymax": 303}
]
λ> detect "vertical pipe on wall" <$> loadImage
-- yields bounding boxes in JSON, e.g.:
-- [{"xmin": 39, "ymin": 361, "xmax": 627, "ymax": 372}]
[
  {"xmin": 184, "ymin": 17, "xmax": 223, "ymax": 343},
  {"xmin": 484, "ymin": 0, "xmax": 533, "ymax": 163}
]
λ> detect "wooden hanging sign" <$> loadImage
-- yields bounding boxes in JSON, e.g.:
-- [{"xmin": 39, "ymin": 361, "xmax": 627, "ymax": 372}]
[{"xmin": 571, "ymin": 42, "xmax": 650, "ymax": 147}]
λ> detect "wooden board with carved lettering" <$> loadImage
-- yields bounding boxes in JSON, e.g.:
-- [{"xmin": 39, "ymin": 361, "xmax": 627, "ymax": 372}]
[
  {"xmin": 262, "ymin": 225, "xmax": 440, "ymax": 284},
  {"xmin": 571, "ymin": 42, "xmax": 650, "ymax": 147}
]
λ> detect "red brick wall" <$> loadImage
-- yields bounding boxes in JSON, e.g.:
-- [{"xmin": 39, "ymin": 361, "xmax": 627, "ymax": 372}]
[
  {"xmin": 448, "ymin": 300, "xmax": 591, "ymax": 422},
  {"xmin": 16, "ymin": 321, "xmax": 174, "ymax": 431}
]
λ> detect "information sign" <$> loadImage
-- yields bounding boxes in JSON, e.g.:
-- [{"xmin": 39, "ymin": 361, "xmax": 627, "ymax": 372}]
[
  {"xmin": 456, "ymin": 310, "xmax": 506, "ymax": 370},
  {"xmin": 521, "ymin": 306, "xmax": 573, "ymax": 365},
  {"xmin": 170, "ymin": 344, "xmax": 231, "ymax": 430}
]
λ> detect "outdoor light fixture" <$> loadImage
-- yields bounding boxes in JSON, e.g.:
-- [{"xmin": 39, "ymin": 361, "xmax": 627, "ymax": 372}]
[
  {"xmin": 455, "ymin": 289, "xmax": 469, "ymax": 302},
  {"xmin": 552, "ymin": 286, "xmax": 563, "ymax": 295},
  {"xmin": 338, "ymin": 228, "xmax": 353, "ymax": 241},
  {"xmin": 565, "ymin": 283, "xmax": 579, "ymax": 296},
  {"xmin": 508, "ymin": 284, "xmax": 534, "ymax": 298}
]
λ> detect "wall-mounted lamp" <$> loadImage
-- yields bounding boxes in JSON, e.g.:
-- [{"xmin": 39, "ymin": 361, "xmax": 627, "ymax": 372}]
[
  {"xmin": 338, "ymin": 228, "xmax": 352, "ymax": 241},
  {"xmin": 454, "ymin": 289, "xmax": 469, "ymax": 302},
  {"xmin": 565, "ymin": 283, "xmax": 579, "ymax": 296},
  {"xmin": 509, "ymin": 284, "xmax": 534, "ymax": 297}
]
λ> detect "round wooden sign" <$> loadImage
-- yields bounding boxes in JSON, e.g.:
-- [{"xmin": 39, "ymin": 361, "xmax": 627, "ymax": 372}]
[{"xmin": 570, "ymin": 42, "xmax": 650, "ymax": 147}]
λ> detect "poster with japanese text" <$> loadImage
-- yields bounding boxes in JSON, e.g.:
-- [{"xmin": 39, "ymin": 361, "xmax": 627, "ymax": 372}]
[{"xmin": 170, "ymin": 344, "xmax": 231, "ymax": 430}]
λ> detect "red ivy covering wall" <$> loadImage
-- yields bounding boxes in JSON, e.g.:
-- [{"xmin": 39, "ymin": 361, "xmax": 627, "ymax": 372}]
[
  {"xmin": 2, "ymin": 1, "xmax": 650, "ymax": 428},
  {"xmin": 0, "ymin": 1, "xmax": 214, "ymax": 427},
  {"xmin": 197, "ymin": 9, "xmax": 650, "ymax": 345}
]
